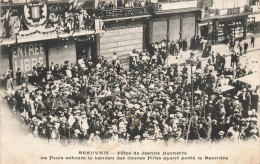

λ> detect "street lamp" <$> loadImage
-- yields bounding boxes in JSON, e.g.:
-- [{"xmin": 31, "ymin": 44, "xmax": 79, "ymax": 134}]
[
  {"xmin": 207, "ymin": 20, "xmax": 213, "ymax": 44},
  {"xmin": 228, "ymin": 22, "xmax": 236, "ymax": 51},
  {"xmin": 185, "ymin": 52, "xmax": 197, "ymax": 144}
]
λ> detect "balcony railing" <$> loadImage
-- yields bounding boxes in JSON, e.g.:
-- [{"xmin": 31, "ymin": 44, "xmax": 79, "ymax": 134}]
[
  {"xmin": 152, "ymin": 0, "xmax": 197, "ymax": 11},
  {"xmin": 202, "ymin": 9, "xmax": 219, "ymax": 18},
  {"xmin": 201, "ymin": 6, "xmax": 250, "ymax": 19},
  {"xmin": 227, "ymin": 7, "xmax": 240, "ymax": 15},
  {"xmin": 99, "ymin": 7, "xmax": 152, "ymax": 19},
  {"xmin": 98, "ymin": 0, "xmax": 197, "ymax": 18}
]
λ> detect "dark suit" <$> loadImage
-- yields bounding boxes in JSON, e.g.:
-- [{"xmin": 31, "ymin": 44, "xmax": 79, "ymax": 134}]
[{"xmin": 182, "ymin": 39, "xmax": 187, "ymax": 51}]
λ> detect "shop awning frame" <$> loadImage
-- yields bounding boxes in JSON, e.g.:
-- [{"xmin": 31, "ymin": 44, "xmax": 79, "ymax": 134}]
[
  {"xmin": 198, "ymin": 12, "xmax": 250, "ymax": 22},
  {"xmin": 154, "ymin": 7, "xmax": 201, "ymax": 15},
  {"xmin": 237, "ymin": 73, "xmax": 260, "ymax": 89},
  {"xmin": 198, "ymin": 22, "xmax": 213, "ymax": 26},
  {"xmin": 0, "ymin": 30, "xmax": 104, "ymax": 45},
  {"xmin": 102, "ymin": 14, "xmax": 151, "ymax": 22}
]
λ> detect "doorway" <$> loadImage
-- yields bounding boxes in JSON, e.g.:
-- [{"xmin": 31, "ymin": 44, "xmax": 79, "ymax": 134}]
[{"xmin": 75, "ymin": 36, "xmax": 97, "ymax": 64}]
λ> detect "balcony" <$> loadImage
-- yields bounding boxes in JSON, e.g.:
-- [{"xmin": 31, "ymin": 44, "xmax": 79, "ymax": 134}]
[
  {"xmin": 201, "ymin": 6, "xmax": 250, "ymax": 19},
  {"xmin": 0, "ymin": 29, "xmax": 98, "ymax": 45},
  {"xmin": 1, "ymin": 0, "xmax": 70, "ymax": 7},
  {"xmin": 151, "ymin": 0, "xmax": 197, "ymax": 11},
  {"xmin": 250, "ymin": 5, "xmax": 260, "ymax": 13},
  {"xmin": 98, "ymin": 7, "xmax": 152, "ymax": 19},
  {"xmin": 227, "ymin": 7, "xmax": 240, "ymax": 15},
  {"xmin": 97, "ymin": 0, "xmax": 198, "ymax": 19}
]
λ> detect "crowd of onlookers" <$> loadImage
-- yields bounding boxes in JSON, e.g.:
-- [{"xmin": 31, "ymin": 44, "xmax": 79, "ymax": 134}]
[
  {"xmin": 128, "ymin": 36, "xmax": 257, "ymax": 80},
  {"xmin": 128, "ymin": 36, "xmax": 206, "ymax": 68},
  {"xmin": 2, "ymin": 39, "xmax": 259, "ymax": 145}
]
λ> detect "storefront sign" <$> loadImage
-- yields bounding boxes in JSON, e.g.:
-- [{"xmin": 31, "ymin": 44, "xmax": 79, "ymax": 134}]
[
  {"xmin": 101, "ymin": 44, "xmax": 143, "ymax": 55},
  {"xmin": 158, "ymin": 1, "xmax": 197, "ymax": 11},
  {"xmin": 100, "ymin": 26, "xmax": 143, "ymax": 57},
  {"xmin": 100, "ymin": 26, "xmax": 143, "ymax": 70},
  {"xmin": 12, "ymin": 42, "xmax": 45, "ymax": 73},
  {"xmin": 102, "ymin": 27, "xmax": 143, "ymax": 37},
  {"xmin": 100, "ymin": 33, "xmax": 142, "ymax": 44},
  {"xmin": 101, "ymin": 39, "xmax": 143, "ymax": 50}
]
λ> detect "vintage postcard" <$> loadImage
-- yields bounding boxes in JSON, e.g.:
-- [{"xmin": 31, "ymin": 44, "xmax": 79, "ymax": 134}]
[{"xmin": 0, "ymin": 0, "xmax": 259, "ymax": 164}]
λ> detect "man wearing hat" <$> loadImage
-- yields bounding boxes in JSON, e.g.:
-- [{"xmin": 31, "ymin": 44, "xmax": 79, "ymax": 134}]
[
  {"xmin": 71, "ymin": 128, "xmax": 82, "ymax": 145},
  {"xmin": 217, "ymin": 131, "xmax": 225, "ymax": 141},
  {"xmin": 58, "ymin": 121, "xmax": 70, "ymax": 144},
  {"xmin": 38, "ymin": 124, "xmax": 49, "ymax": 140},
  {"xmin": 81, "ymin": 114, "xmax": 89, "ymax": 131},
  {"xmin": 237, "ymin": 87, "xmax": 251, "ymax": 117}
]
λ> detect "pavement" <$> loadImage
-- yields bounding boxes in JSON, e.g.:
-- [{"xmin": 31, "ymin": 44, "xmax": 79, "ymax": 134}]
[
  {"xmin": 167, "ymin": 33, "xmax": 260, "ymax": 67},
  {"xmin": 166, "ymin": 33, "xmax": 260, "ymax": 86},
  {"xmin": 211, "ymin": 35, "xmax": 260, "ymax": 57}
]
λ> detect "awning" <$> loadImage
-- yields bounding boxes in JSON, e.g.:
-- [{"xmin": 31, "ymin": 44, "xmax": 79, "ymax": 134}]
[
  {"xmin": 198, "ymin": 22, "xmax": 213, "ymax": 26},
  {"xmin": 0, "ymin": 39, "xmax": 16, "ymax": 45},
  {"xmin": 154, "ymin": 7, "xmax": 201, "ymax": 15},
  {"xmin": 198, "ymin": 12, "xmax": 250, "ymax": 22},
  {"xmin": 237, "ymin": 73, "xmax": 260, "ymax": 89},
  {"xmin": 0, "ymin": 30, "xmax": 103, "ymax": 45},
  {"xmin": 103, "ymin": 15, "xmax": 151, "ymax": 22}
]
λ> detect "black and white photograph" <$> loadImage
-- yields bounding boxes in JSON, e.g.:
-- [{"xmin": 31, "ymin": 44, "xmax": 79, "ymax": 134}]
[{"xmin": 0, "ymin": 0, "xmax": 260, "ymax": 164}]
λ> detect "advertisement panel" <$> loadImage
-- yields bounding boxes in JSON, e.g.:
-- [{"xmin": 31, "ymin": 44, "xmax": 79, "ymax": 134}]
[
  {"xmin": 100, "ymin": 26, "xmax": 144, "ymax": 68},
  {"xmin": 12, "ymin": 42, "xmax": 45, "ymax": 74}
]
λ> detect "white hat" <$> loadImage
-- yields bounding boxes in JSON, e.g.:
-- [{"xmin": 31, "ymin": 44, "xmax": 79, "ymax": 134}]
[
  {"xmin": 219, "ymin": 131, "xmax": 224, "ymax": 136},
  {"xmin": 74, "ymin": 129, "xmax": 81, "ymax": 134}
]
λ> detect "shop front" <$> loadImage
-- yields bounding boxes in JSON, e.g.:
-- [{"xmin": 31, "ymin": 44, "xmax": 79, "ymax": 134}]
[
  {"xmin": 151, "ymin": 9, "xmax": 199, "ymax": 49},
  {"xmin": 198, "ymin": 22, "xmax": 213, "ymax": 41},
  {"xmin": 100, "ymin": 26, "xmax": 144, "ymax": 69},
  {"xmin": 0, "ymin": 46, "xmax": 11, "ymax": 76},
  {"xmin": 152, "ymin": 16, "xmax": 196, "ymax": 47},
  {"xmin": 217, "ymin": 19, "xmax": 245, "ymax": 42},
  {"xmin": 152, "ymin": 20, "xmax": 167, "ymax": 42},
  {"xmin": 75, "ymin": 36, "xmax": 97, "ymax": 63},
  {"xmin": 0, "ymin": 0, "xmax": 102, "ymax": 76},
  {"xmin": 0, "ymin": 41, "xmax": 47, "ymax": 86},
  {"xmin": 198, "ymin": 15, "xmax": 248, "ymax": 44},
  {"xmin": 248, "ymin": 13, "xmax": 260, "ymax": 33},
  {"xmin": 182, "ymin": 17, "xmax": 196, "ymax": 46},
  {"xmin": 47, "ymin": 34, "xmax": 98, "ymax": 67},
  {"xmin": 48, "ymin": 40, "xmax": 77, "ymax": 67},
  {"xmin": 0, "ymin": 31, "xmax": 99, "ymax": 79},
  {"xmin": 100, "ymin": 17, "xmax": 149, "ymax": 69}
]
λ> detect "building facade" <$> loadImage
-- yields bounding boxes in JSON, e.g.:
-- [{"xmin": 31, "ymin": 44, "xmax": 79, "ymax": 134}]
[
  {"xmin": 0, "ymin": 0, "xmax": 200, "ymax": 75},
  {"xmin": 248, "ymin": 0, "xmax": 260, "ymax": 33},
  {"xmin": 149, "ymin": 0, "xmax": 200, "ymax": 48},
  {"xmin": 1, "ymin": 0, "xmax": 100, "ymax": 75},
  {"xmin": 97, "ymin": 6, "xmax": 152, "ymax": 69},
  {"xmin": 197, "ymin": 0, "xmax": 251, "ymax": 44}
]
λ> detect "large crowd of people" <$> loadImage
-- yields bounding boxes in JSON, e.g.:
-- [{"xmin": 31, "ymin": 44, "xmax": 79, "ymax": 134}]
[{"xmin": 2, "ymin": 37, "xmax": 259, "ymax": 146}]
